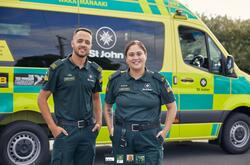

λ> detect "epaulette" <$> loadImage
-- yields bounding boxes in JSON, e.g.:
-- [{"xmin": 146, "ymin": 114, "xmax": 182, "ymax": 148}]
[
  {"xmin": 109, "ymin": 70, "xmax": 121, "ymax": 81},
  {"xmin": 153, "ymin": 72, "xmax": 166, "ymax": 83},
  {"xmin": 49, "ymin": 59, "xmax": 64, "ymax": 70},
  {"xmin": 90, "ymin": 61, "xmax": 102, "ymax": 73}
]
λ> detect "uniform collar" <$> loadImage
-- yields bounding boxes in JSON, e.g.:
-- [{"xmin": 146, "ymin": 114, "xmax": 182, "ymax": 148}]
[
  {"xmin": 125, "ymin": 68, "xmax": 150, "ymax": 82},
  {"xmin": 67, "ymin": 54, "xmax": 90, "ymax": 70}
]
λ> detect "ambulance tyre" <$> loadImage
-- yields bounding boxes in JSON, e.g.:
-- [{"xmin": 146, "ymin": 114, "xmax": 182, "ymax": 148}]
[
  {"xmin": 0, "ymin": 121, "xmax": 50, "ymax": 165},
  {"xmin": 221, "ymin": 113, "xmax": 250, "ymax": 154}
]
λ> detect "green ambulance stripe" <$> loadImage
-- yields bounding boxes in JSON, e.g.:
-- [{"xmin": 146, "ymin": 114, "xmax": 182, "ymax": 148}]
[
  {"xmin": 146, "ymin": 0, "xmax": 161, "ymax": 15},
  {"xmin": 21, "ymin": 0, "xmax": 77, "ymax": 7},
  {"xmin": 160, "ymin": 72, "xmax": 172, "ymax": 85},
  {"xmin": 100, "ymin": 94, "xmax": 105, "ymax": 109},
  {"xmin": 149, "ymin": 4, "xmax": 161, "ymax": 15},
  {"xmin": 14, "ymin": 68, "xmax": 47, "ymax": 93},
  {"xmin": 20, "ymin": 0, "xmax": 198, "ymax": 18},
  {"xmin": 21, "ymin": 0, "xmax": 144, "ymax": 13},
  {"xmin": 232, "ymin": 76, "xmax": 250, "ymax": 94},
  {"xmin": 0, "ymin": 93, "xmax": 13, "ymax": 113},
  {"xmin": 211, "ymin": 123, "xmax": 220, "ymax": 136},
  {"xmin": 147, "ymin": 0, "xmax": 155, "ymax": 3},
  {"xmin": 214, "ymin": 75, "xmax": 250, "ymax": 94},
  {"xmin": 79, "ymin": 1, "xmax": 143, "ymax": 13},
  {"xmin": 180, "ymin": 94, "xmax": 213, "ymax": 110},
  {"xmin": 214, "ymin": 75, "xmax": 230, "ymax": 94}
]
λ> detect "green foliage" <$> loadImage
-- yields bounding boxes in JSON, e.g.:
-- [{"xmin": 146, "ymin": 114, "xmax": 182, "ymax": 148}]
[{"xmin": 199, "ymin": 14, "xmax": 250, "ymax": 74}]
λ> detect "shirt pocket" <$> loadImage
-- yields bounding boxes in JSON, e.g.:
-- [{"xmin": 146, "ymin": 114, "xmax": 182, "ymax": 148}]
[{"xmin": 61, "ymin": 75, "xmax": 76, "ymax": 88}]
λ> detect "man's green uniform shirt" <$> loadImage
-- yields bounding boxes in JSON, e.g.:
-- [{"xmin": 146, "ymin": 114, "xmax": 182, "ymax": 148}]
[
  {"xmin": 43, "ymin": 55, "xmax": 102, "ymax": 121},
  {"xmin": 105, "ymin": 70, "xmax": 175, "ymax": 122}
]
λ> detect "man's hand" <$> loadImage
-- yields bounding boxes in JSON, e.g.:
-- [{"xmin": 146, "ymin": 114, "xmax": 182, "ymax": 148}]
[{"xmin": 51, "ymin": 126, "xmax": 68, "ymax": 138}]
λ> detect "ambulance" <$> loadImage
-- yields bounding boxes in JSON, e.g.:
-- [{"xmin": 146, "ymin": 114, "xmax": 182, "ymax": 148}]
[{"xmin": 0, "ymin": 0, "xmax": 250, "ymax": 164}]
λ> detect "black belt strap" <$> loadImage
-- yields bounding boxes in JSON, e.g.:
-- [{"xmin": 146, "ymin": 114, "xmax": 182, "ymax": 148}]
[
  {"xmin": 115, "ymin": 119, "xmax": 160, "ymax": 131},
  {"xmin": 57, "ymin": 118, "xmax": 92, "ymax": 128}
]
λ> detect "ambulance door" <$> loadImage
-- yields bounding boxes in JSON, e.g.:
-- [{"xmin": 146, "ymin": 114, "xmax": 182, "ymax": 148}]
[
  {"xmin": 164, "ymin": 18, "xmax": 180, "ymax": 140},
  {"xmin": 173, "ymin": 20, "xmax": 215, "ymax": 139}
]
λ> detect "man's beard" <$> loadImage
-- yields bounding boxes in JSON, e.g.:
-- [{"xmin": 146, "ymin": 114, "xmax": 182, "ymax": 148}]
[{"xmin": 74, "ymin": 50, "xmax": 89, "ymax": 58}]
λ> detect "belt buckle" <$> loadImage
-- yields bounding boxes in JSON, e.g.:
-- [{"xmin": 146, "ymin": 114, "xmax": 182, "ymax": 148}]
[
  {"xmin": 131, "ymin": 124, "xmax": 140, "ymax": 131},
  {"xmin": 77, "ymin": 120, "xmax": 85, "ymax": 128}
]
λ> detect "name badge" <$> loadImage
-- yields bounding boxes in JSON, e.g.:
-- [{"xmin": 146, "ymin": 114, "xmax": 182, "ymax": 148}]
[
  {"xmin": 119, "ymin": 84, "xmax": 130, "ymax": 91},
  {"xmin": 64, "ymin": 76, "xmax": 75, "ymax": 82}
]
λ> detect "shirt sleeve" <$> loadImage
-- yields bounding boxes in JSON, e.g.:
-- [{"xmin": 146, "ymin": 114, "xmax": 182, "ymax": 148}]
[
  {"xmin": 92, "ymin": 71, "xmax": 102, "ymax": 93},
  {"xmin": 105, "ymin": 79, "xmax": 115, "ymax": 104},
  {"xmin": 160, "ymin": 79, "xmax": 176, "ymax": 105},
  {"xmin": 42, "ymin": 68, "xmax": 57, "ymax": 93}
]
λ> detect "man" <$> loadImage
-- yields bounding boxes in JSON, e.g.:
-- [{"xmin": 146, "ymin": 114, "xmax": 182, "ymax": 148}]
[{"xmin": 38, "ymin": 28, "xmax": 102, "ymax": 165}]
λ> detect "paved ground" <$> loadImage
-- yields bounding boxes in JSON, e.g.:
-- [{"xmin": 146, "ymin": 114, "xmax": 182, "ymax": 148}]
[
  {"xmin": 47, "ymin": 141, "xmax": 250, "ymax": 165},
  {"xmin": 94, "ymin": 141, "xmax": 250, "ymax": 165}
]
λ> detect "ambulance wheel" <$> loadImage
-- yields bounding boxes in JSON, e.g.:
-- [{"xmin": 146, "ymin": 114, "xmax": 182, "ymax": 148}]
[
  {"xmin": 221, "ymin": 113, "xmax": 250, "ymax": 154},
  {"xmin": 0, "ymin": 121, "xmax": 50, "ymax": 165}
]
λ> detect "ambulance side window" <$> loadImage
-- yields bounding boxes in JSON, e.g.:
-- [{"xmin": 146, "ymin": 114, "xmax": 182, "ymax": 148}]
[
  {"xmin": 0, "ymin": 7, "xmax": 76, "ymax": 67},
  {"xmin": 179, "ymin": 26, "xmax": 209, "ymax": 71},
  {"xmin": 179, "ymin": 26, "xmax": 225, "ymax": 75},
  {"xmin": 207, "ymin": 36, "xmax": 224, "ymax": 74},
  {"xmin": 0, "ymin": 6, "xmax": 164, "ymax": 71},
  {"xmin": 81, "ymin": 16, "xmax": 164, "ymax": 71}
]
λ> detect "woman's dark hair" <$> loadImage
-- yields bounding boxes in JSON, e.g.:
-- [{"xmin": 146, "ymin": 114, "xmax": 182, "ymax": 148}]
[{"xmin": 124, "ymin": 40, "xmax": 147, "ymax": 57}]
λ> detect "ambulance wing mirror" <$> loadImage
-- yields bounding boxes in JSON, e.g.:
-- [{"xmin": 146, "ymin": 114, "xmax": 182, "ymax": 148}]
[{"xmin": 226, "ymin": 55, "xmax": 235, "ymax": 76}]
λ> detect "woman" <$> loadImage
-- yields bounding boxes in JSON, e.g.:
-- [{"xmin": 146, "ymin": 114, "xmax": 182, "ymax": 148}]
[{"xmin": 104, "ymin": 40, "xmax": 177, "ymax": 165}]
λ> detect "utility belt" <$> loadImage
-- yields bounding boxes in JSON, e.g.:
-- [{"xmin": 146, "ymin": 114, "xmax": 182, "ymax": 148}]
[
  {"xmin": 57, "ymin": 118, "xmax": 93, "ymax": 128},
  {"xmin": 114, "ymin": 119, "xmax": 160, "ymax": 148},
  {"xmin": 115, "ymin": 119, "xmax": 160, "ymax": 132}
]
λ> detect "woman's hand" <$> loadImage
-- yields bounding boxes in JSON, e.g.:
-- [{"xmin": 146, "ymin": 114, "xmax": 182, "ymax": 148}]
[
  {"xmin": 92, "ymin": 123, "xmax": 102, "ymax": 132},
  {"xmin": 156, "ymin": 129, "xmax": 167, "ymax": 139}
]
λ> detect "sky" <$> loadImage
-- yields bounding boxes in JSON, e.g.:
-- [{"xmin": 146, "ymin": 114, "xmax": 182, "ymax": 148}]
[{"xmin": 178, "ymin": 0, "xmax": 250, "ymax": 20}]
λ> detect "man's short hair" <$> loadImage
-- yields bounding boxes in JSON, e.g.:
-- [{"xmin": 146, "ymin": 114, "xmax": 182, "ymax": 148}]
[{"xmin": 73, "ymin": 27, "xmax": 92, "ymax": 36}]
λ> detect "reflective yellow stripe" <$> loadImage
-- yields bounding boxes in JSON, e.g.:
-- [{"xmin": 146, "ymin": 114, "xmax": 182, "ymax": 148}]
[
  {"xmin": 155, "ymin": 0, "xmax": 169, "ymax": 15},
  {"xmin": 138, "ymin": 0, "xmax": 152, "ymax": 14},
  {"xmin": 0, "ymin": 40, "xmax": 14, "ymax": 62}
]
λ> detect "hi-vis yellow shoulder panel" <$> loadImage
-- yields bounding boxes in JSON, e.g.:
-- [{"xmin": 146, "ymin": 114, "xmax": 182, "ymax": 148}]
[{"xmin": 0, "ymin": 40, "xmax": 14, "ymax": 62}]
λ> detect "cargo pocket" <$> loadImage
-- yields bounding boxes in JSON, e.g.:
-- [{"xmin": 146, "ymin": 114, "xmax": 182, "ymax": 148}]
[{"xmin": 51, "ymin": 151, "xmax": 62, "ymax": 165}]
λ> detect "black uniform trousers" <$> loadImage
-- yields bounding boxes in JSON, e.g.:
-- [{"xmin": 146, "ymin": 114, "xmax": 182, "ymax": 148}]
[
  {"xmin": 112, "ymin": 125, "xmax": 164, "ymax": 165},
  {"xmin": 51, "ymin": 124, "xmax": 98, "ymax": 165}
]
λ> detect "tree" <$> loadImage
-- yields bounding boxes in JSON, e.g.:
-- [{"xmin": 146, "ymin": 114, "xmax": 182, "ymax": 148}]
[{"xmin": 200, "ymin": 14, "xmax": 250, "ymax": 74}]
